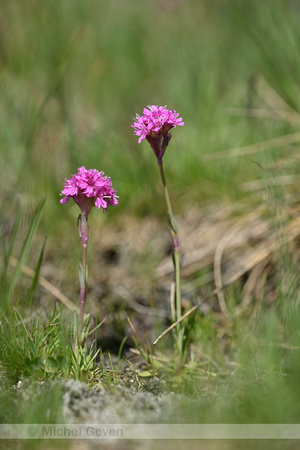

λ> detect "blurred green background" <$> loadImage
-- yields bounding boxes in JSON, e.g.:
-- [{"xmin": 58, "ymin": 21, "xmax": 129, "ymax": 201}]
[
  {"xmin": 1, "ymin": 0, "xmax": 300, "ymax": 226},
  {"xmin": 2, "ymin": 0, "xmax": 300, "ymax": 434}
]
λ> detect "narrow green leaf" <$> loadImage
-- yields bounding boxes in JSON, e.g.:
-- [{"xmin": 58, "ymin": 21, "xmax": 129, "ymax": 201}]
[
  {"xmin": 73, "ymin": 311, "xmax": 78, "ymax": 340},
  {"xmin": 8, "ymin": 196, "xmax": 45, "ymax": 299},
  {"xmin": 29, "ymin": 236, "xmax": 47, "ymax": 296},
  {"xmin": 5, "ymin": 202, "xmax": 21, "ymax": 268},
  {"xmin": 78, "ymin": 262, "xmax": 84, "ymax": 290},
  {"xmin": 118, "ymin": 336, "xmax": 128, "ymax": 363},
  {"xmin": 14, "ymin": 309, "xmax": 29, "ymax": 338},
  {"xmin": 28, "ymin": 339, "xmax": 37, "ymax": 356},
  {"xmin": 1, "ymin": 204, "xmax": 21, "ymax": 306},
  {"xmin": 131, "ymin": 336, "xmax": 148, "ymax": 362}
]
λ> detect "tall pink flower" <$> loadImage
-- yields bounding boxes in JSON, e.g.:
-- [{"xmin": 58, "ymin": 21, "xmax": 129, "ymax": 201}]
[
  {"xmin": 60, "ymin": 166, "xmax": 118, "ymax": 218},
  {"xmin": 131, "ymin": 105, "xmax": 184, "ymax": 164}
]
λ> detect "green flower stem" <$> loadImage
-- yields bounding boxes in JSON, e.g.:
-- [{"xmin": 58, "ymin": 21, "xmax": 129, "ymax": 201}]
[
  {"xmin": 76, "ymin": 213, "xmax": 89, "ymax": 346},
  {"xmin": 158, "ymin": 162, "xmax": 182, "ymax": 325},
  {"xmin": 173, "ymin": 247, "xmax": 182, "ymax": 323},
  {"xmin": 158, "ymin": 162, "xmax": 176, "ymax": 232},
  {"xmin": 77, "ymin": 242, "xmax": 87, "ymax": 342}
]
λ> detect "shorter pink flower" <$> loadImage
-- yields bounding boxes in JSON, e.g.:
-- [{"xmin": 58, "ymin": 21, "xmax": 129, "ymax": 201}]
[
  {"xmin": 60, "ymin": 166, "xmax": 118, "ymax": 217},
  {"xmin": 131, "ymin": 105, "xmax": 184, "ymax": 163}
]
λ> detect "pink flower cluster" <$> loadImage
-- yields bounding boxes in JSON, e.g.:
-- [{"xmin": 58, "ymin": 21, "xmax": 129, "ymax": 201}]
[
  {"xmin": 131, "ymin": 105, "xmax": 184, "ymax": 144},
  {"xmin": 60, "ymin": 166, "xmax": 118, "ymax": 217}
]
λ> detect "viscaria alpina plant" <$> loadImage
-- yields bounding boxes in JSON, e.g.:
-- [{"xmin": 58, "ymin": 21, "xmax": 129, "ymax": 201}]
[
  {"xmin": 132, "ymin": 105, "xmax": 185, "ymax": 353},
  {"xmin": 60, "ymin": 166, "xmax": 118, "ymax": 346}
]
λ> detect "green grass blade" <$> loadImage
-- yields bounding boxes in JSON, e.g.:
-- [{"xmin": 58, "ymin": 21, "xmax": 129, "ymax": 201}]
[
  {"xmin": 29, "ymin": 236, "xmax": 46, "ymax": 297},
  {"xmin": 4, "ymin": 202, "xmax": 21, "ymax": 268},
  {"xmin": 1, "ymin": 204, "xmax": 21, "ymax": 304},
  {"xmin": 8, "ymin": 196, "xmax": 45, "ymax": 300},
  {"xmin": 117, "ymin": 336, "xmax": 128, "ymax": 364}
]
